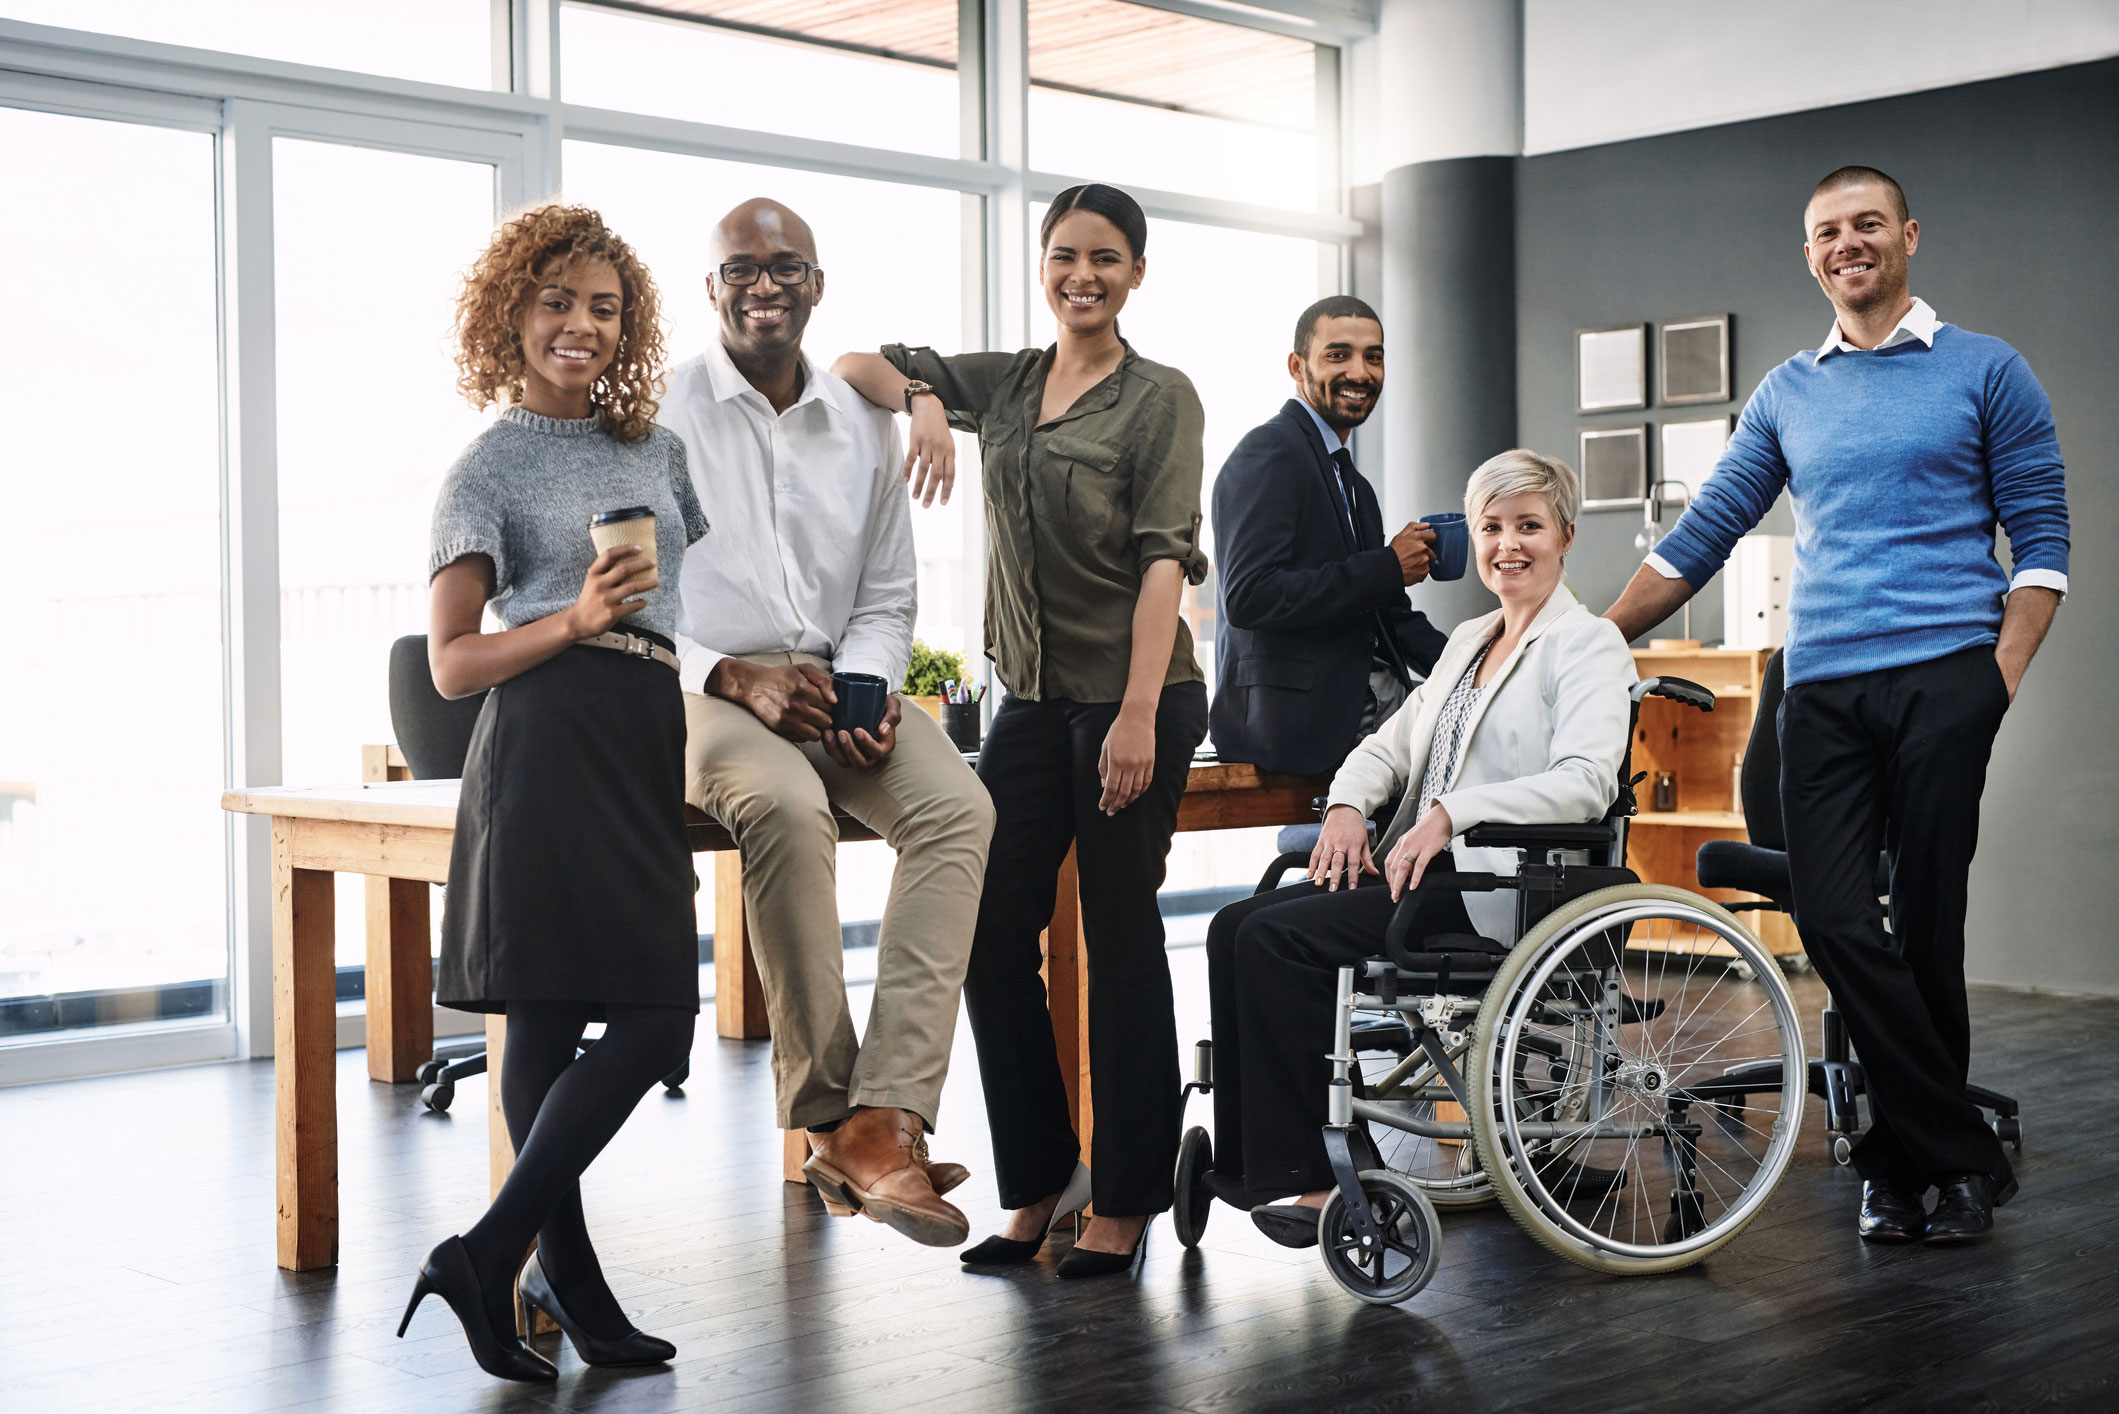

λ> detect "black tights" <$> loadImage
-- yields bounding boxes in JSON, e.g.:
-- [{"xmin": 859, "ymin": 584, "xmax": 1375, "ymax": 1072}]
[{"xmin": 461, "ymin": 1001, "xmax": 695, "ymax": 1338}]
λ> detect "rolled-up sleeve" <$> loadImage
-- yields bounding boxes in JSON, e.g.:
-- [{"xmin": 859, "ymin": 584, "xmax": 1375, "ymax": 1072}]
[
  {"xmin": 880, "ymin": 344, "xmax": 1020, "ymax": 435},
  {"xmin": 429, "ymin": 447, "xmax": 510, "ymax": 592},
  {"xmin": 1130, "ymin": 375, "xmax": 1209, "ymax": 585}
]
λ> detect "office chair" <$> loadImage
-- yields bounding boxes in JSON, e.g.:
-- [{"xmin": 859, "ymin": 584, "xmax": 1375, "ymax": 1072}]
[
  {"xmin": 390, "ymin": 634, "xmax": 690, "ymax": 1112},
  {"xmin": 1696, "ymin": 648, "xmax": 2021, "ymax": 1163}
]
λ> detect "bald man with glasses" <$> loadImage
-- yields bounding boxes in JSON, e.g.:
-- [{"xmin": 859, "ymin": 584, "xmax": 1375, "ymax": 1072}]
[{"xmin": 661, "ymin": 199, "xmax": 994, "ymax": 1250}]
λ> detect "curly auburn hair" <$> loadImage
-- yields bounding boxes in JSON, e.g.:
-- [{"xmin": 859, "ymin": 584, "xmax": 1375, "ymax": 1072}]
[{"xmin": 453, "ymin": 204, "xmax": 666, "ymax": 442}]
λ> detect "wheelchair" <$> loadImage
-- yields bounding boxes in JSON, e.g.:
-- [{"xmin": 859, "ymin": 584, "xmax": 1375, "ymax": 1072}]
[{"xmin": 1173, "ymin": 677, "xmax": 1808, "ymax": 1305}]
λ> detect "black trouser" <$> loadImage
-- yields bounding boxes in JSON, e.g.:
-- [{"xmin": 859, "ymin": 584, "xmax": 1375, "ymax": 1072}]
[
  {"xmin": 963, "ymin": 682, "xmax": 1209, "ymax": 1216},
  {"xmin": 1779, "ymin": 645, "xmax": 2013, "ymax": 1191},
  {"xmin": 1204, "ymin": 868, "xmax": 1474, "ymax": 1201}
]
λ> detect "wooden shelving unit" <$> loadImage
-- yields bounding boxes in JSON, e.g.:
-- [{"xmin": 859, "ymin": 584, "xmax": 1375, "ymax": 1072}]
[{"xmin": 1625, "ymin": 647, "xmax": 1802, "ymax": 959}]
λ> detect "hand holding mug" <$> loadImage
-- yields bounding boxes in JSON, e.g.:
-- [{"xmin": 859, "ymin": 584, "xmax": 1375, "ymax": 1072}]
[{"xmin": 1389, "ymin": 522, "xmax": 1436, "ymax": 585}]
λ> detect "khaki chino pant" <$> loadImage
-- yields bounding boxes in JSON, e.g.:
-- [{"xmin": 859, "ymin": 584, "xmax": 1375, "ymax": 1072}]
[{"xmin": 684, "ymin": 652, "xmax": 993, "ymax": 1131}]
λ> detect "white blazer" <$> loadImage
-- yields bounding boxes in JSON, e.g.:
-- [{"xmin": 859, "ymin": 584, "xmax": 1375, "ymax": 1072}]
[{"xmin": 1326, "ymin": 584, "xmax": 1637, "ymax": 943}]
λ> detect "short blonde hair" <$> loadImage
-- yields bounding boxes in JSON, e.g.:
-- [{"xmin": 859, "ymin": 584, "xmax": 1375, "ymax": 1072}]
[{"xmin": 1464, "ymin": 448, "xmax": 1581, "ymax": 530}]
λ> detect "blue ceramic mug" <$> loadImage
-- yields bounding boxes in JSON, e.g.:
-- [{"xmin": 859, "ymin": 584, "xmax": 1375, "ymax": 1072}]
[
  {"xmin": 1424, "ymin": 512, "xmax": 1469, "ymax": 581},
  {"xmin": 830, "ymin": 672, "xmax": 890, "ymax": 737}
]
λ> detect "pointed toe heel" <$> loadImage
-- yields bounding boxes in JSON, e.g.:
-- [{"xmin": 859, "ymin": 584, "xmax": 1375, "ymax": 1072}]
[
  {"xmin": 961, "ymin": 1162, "xmax": 1095, "ymax": 1266},
  {"xmin": 1056, "ymin": 1220, "xmax": 1152, "ymax": 1281},
  {"xmin": 519, "ymin": 1254, "xmax": 675, "ymax": 1366},
  {"xmin": 400, "ymin": 1236, "xmax": 557, "ymax": 1383}
]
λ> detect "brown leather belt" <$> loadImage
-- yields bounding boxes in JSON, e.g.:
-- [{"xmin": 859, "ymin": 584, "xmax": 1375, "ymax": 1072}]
[{"xmin": 580, "ymin": 630, "xmax": 679, "ymax": 671}]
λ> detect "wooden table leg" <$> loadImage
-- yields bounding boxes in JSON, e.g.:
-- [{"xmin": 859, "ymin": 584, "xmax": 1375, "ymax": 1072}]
[
  {"xmin": 714, "ymin": 852, "xmax": 770, "ymax": 1040},
  {"xmin": 784, "ymin": 1128, "xmax": 810, "ymax": 1184},
  {"xmin": 363, "ymin": 877, "xmax": 432, "ymax": 1083},
  {"xmin": 1044, "ymin": 846, "xmax": 1092, "ymax": 1159},
  {"xmin": 486, "ymin": 1012, "xmax": 514, "ymax": 1197},
  {"xmin": 273, "ymin": 819, "xmax": 338, "ymax": 1271}
]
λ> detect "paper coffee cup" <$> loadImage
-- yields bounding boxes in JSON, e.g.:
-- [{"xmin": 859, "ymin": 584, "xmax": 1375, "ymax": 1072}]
[{"xmin": 589, "ymin": 507, "xmax": 658, "ymax": 586}]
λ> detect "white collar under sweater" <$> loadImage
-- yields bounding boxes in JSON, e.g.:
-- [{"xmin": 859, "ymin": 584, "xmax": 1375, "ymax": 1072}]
[{"xmin": 1814, "ymin": 296, "xmax": 1940, "ymax": 362}]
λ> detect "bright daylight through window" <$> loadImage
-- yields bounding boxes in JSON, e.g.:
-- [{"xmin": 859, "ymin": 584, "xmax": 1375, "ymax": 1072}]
[{"xmin": 0, "ymin": 108, "xmax": 225, "ymax": 1040}]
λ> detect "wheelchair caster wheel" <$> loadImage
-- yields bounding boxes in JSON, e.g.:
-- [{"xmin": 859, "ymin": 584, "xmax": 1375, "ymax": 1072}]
[
  {"xmin": 415, "ymin": 1059, "xmax": 444, "ymax": 1086},
  {"xmin": 1173, "ymin": 1126, "xmax": 1213, "ymax": 1248},
  {"xmin": 421, "ymin": 1080, "xmax": 455, "ymax": 1113},
  {"xmin": 1318, "ymin": 1170, "xmax": 1440, "ymax": 1307},
  {"xmin": 1831, "ymin": 1135, "xmax": 1853, "ymax": 1166},
  {"xmin": 1995, "ymin": 1115, "xmax": 2022, "ymax": 1150},
  {"xmin": 663, "ymin": 1061, "xmax": 689, "ymax": 1092}
]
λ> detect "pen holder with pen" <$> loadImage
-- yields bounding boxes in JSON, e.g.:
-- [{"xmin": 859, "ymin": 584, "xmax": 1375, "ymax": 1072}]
[{"xmin": 942, "ymin": 700, "xmax": 983, "ymax": 753}]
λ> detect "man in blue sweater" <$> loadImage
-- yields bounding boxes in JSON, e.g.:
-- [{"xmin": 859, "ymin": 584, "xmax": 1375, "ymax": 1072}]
[{"xmin": 1607, "ymin": 166, "xmax": 2068, "ymax": 1245}]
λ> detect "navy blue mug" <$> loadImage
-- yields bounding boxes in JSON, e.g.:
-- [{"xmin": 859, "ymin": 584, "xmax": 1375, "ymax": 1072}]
[
  {"xmin": 830, "ymin": 671, "xmax": 890, "ymax": 737},
  {"xmin": 1424, "ymin": 512, "xmax": 1469, "ymax": 581}
]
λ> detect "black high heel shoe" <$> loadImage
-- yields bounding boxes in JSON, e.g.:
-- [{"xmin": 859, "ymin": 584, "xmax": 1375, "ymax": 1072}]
[
  {"xmin": 397, "ymin": 1236, "xmax": 557, "ymax": 1383},
  {"xmin": 518, "ymin": 1253, "xmax": 676, "ymax": 1366},
  {"xmin": 961, "ymin": 1162, "xmax": 1092, "ymax": 1266},
  {"xmin": 1055, "ymin": 1216, "xmax": 1152, "ymax": 1280}
]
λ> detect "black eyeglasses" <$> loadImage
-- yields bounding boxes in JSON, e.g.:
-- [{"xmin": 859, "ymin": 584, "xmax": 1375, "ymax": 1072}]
[{"xmin": 717, "ymin": 260, "xmax": 820, "ymax": 288}]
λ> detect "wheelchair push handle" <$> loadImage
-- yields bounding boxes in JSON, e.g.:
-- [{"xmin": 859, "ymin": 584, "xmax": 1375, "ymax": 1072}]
[{"xmin": 1635, "ymin": 675, "xmax": 1716, "ymax": 712}]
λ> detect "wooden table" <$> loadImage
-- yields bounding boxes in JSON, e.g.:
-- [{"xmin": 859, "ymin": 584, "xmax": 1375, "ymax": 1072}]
[{"xmin": 223, "ymin": 759, "xmax": 1325, "ymax": 1271}]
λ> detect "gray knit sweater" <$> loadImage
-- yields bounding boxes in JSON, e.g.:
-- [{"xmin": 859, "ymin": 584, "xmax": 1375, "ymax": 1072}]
[{"xmin": 430, "ymin": 407, "xmax": 708, "ymax": 639}]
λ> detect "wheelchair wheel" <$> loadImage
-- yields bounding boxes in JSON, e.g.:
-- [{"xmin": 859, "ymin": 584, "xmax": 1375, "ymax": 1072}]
[
  {"xmin": 1355, "ymin": 1045, "xmax": 1494, "ymax": 1209},
  {"xmin": 1173, "ymin": 1126, "xmax": 1214, "ymax": 1248},
  {"xmin": 1317, "ymin": 1170, "xmax": 1441, "ymax": 1306},
  {"xmin": 1467, "ymin": 884, "xmax": 1805, "ymax": 1276}
]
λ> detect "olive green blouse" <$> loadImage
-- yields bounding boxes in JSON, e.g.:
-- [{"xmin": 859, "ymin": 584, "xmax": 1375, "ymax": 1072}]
[{"xmin": 882, "ymin": 341, "xmax": 1208, "ymax": 704}]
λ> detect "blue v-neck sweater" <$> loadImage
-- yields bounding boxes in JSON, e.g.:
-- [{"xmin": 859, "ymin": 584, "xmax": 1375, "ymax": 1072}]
[{"xmin": 1655, "ymin": 324, "xmax": 2069, "ymax": 686}]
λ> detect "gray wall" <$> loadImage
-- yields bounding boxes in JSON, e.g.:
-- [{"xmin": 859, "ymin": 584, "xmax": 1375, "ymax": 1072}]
[{"xmin": 1511, "ymin": 57, "xmax": 2118, "ymax": 992}]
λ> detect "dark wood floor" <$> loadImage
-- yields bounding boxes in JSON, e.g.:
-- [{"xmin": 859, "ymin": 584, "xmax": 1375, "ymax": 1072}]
[{"xmin": 5, "ymin": 950, "xmax": 2118, "ymax": 1413}]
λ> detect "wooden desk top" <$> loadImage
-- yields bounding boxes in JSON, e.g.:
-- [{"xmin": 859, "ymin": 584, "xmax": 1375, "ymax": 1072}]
[{"xmin": 222, "ymin": 759, "xmax": 1326, "ymax": 847}]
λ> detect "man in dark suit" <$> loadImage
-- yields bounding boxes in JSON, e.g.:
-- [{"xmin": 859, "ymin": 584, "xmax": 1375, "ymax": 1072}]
[{"xmin": 1209, "ymin": 296, "xmax": 1448, "ymax": 776}]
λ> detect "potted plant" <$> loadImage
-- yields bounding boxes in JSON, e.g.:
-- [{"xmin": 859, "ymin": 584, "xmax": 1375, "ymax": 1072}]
[{"xmin": 901, "ymin": 640, "xmax": 969, "ymax": 724}]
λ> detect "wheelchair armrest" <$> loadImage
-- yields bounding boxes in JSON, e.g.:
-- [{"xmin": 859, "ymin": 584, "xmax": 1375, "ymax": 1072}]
[
  {"xmin": 1383, "ymin": 871, "xmax": 1507, "ymax": 959},
  {"xmin": 1462, "ymin": 822, "xmax": 1616, "ymax": 850}
]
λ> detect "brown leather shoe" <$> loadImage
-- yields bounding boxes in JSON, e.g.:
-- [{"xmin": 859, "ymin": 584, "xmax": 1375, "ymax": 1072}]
[
  {"xmin": 804, "ymin": 1108, "xmax": 970, "ymax": 1247},
  {"xmin": 913, "ymin": 1132, "xmax": 970, "ymax": 1197}
]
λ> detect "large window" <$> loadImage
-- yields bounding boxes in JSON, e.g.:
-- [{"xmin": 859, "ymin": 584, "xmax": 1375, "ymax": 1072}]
[
  {"xmin": 1029, "ymin": 0, "xmax": 1325, "ymax": 209},
  {"xmin": 562, "ymin": 2, "xmax": 965, "ymax": 159},
  {"xmin": 2, "ymin": 1, "xmax": 493, "ymax": 90},
  {"xmin": 273, "ymin": 138, "xmax": 499, "ymax": 967},
  {"xmin": 0, "ymin": 108, "xmax": 225, "ymax": 1041}
]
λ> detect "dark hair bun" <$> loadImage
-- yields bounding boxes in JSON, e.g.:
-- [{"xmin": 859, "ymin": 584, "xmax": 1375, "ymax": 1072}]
[{"xmin": 1040, "ymin": 183, "xmax": 1148, "ymax": 259}]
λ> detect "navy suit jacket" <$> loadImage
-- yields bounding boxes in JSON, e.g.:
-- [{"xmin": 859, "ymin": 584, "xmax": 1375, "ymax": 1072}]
[{"xmin": 1209, "ymin": 400, "xmax": 1448, "ymax": 776}]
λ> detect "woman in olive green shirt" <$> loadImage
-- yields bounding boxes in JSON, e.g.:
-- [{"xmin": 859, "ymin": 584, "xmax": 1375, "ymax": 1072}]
[{"xmin": 837, "ymin": 183, "xmax": 1208, "ymax": 1279}]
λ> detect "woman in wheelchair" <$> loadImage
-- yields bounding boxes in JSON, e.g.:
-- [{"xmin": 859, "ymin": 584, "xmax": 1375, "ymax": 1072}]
[{"xmin": 1203, "ymin": 448, "xmax": 1635, "ymax": 1247}]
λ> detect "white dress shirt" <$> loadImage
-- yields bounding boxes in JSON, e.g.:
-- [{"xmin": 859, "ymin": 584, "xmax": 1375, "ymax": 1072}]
[
  {"xmin": 1646, "ymin": 297, "xmax": 2066, "ymax": 598},
  {"xmin": 663, "ymin": 340, "xmax": 916, "ymax": 695}
]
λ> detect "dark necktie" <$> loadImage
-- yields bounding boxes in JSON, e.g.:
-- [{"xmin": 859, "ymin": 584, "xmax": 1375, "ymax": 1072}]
[
  {"xmin": 1333, "ymin": 446, "xmax": 1413, "ymax": 687},
  {"xmin": 1330, "ymin": 448, "xmax": 1369, "ymax": 549}
]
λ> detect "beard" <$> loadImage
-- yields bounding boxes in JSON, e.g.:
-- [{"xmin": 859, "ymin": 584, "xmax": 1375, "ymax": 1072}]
[{"xmin": 1305, "ymin": 371, "xmax": 1378, "ymax": 432}]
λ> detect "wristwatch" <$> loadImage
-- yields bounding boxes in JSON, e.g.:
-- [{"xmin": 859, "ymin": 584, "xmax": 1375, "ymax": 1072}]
[{"xmin": 902, "ymin": 379, "xmax": 937, "ymax": 415}]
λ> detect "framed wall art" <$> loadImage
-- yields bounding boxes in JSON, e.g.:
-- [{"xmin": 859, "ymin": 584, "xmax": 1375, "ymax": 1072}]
[
  {"xmin": 1658, "ymin": 314, "xmax": 1732, "ymax": 404},
  {"xmin": 1575, "ymin": 323, "xmax": 1648, "ymax": 412},
  {"xmin": 1658, "ymin": 413, "xmax": 1733, "ymax": 501},
  {"xmin": 1579, "ymin": 424, "xmax": 1648, "ymax": 509}
]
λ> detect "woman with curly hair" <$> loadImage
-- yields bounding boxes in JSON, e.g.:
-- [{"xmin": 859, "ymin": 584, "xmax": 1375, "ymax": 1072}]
[{"xmin": 396, "ymin": 205, "xmax": 706, "ymax": 1383}]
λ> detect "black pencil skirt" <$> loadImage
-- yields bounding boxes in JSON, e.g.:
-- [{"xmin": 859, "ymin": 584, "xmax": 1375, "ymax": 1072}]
[{"xmin": 437, "ymin": 638, "xmax": 700, "ymax": 1016}]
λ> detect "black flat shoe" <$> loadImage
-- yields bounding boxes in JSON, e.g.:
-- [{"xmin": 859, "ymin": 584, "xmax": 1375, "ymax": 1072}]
[
  {"xmin": 1056, "ymin": 1220, "xmax": 1151, "ymax": 1280},
  {"xmin": 519, "ymin": 1253, "xmax": 675, "ymax": 1366},
  {"xmin": 398, "ymin": 1236, "xmax": 557, "ymax": 1384},
  {"xmin": 1924, "ymin": 1172, "xmax": 2017, "ymax": 1244},
  {"xmin": 1249, "ymin": 1203, "xmax": 1321, "ymax": 1250},
  {"xmin": 1856, "ymin": 1181, "xmax": 1928, "ymax": 1243}
]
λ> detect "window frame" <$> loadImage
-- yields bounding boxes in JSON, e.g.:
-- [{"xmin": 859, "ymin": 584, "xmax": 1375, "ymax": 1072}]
[{"xmin": 0, "ymin": 0, "xmax": 1361, "ymax": 1081}]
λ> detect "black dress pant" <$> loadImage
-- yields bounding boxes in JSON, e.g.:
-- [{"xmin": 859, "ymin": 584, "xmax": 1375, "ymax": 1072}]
[
  {"xmin": 963, "ymin": 682, "xmax": 1209, "ymax": 1216},
  {"xmin": 1204, "ymin": 867, "xmax": 1475, "ymax": 1201},
  {"xmin": 1779, "ymin": 645, "xmax": 2013, "ymax": 1191}
]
